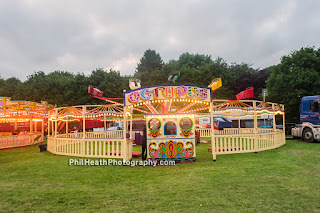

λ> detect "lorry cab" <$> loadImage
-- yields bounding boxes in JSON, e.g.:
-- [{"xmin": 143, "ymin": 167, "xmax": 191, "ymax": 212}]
[
  {"xmin": 292, "ymin": 95, "xmax": 320, "ymax": 142},
  {"xmin": 300, "ymin": 96, "xmax": 320, "ymax": 125}
]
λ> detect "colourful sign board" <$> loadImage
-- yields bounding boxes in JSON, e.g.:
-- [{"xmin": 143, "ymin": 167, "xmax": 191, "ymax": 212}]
[
  {"xmin": 123, "ymin": 85, "xmax": 212, "ymax": 106},
  {"xmin": 146, "ymin": 114, "xmax": 196, "ymax": 161}
]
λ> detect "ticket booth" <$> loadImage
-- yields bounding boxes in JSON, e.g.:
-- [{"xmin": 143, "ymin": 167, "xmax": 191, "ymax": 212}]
[
  {"xmin": 146, "ymin": 114, "xmax": 196, "ymax": 162},
  {"xmin": 123, "ymin": 84, "xmax": 212, "ymax": 162}
]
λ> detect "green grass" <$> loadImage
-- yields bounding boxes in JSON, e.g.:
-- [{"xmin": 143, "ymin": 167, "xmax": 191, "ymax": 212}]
[{"xmin": 0, "ymin": 139, "xmax": 320, "ymax": 212}]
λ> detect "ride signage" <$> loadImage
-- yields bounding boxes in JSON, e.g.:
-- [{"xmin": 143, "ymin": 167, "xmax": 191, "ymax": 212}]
[{"xmin": 123, "ymin": 85, "xmax": 211, "ymax": 106}]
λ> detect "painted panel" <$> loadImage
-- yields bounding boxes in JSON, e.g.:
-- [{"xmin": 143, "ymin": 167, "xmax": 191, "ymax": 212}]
[
  {"xmin": 146, "ymin": 115, "xmax": 195, "ymax": 140},
  {"xmin": 148, "ymin": 138, "xmax": 196, "ymax": 159}
]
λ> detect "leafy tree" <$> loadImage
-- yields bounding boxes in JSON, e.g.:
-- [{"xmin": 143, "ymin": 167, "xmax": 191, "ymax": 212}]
[
  {"xmin": 0, "ymin": 77, "xmax": 22, "ymax": 99},
  {"xmin": 251, "ymin": 68, "xmax": 271, "ymax": 99},
  {"xmin": 15, "ymin": 71, "xmax": 48, "ymax": 102},
  {"xmin": 266, "ymin": 47, "xmax": 320, "ymax": 122},
  {"xmin": 13, "ymin": 71, "xmax": 89, "ymax": 106},
  {"xmin": 229, "ymin": 63, "xmax": 255, "ymax": 94},
  {"xmin": 177, "ymin": 52, "xmax": 212, "ymax": 69},
  {"xmin": 72, "ymin": 73, "xmax": 92, "ymax": 105},
  {"xmin": 166, "ymin": 54, "xmax": 236, "ymax": 99},
  {"xmin": 173, "ymin": 53, "xmax": 212, "ymax": 85},
  {"xmin": 228, "ymin": 63, "xmax": 270, "ymax": 99},
  {"xmin": 135, "ymin": 49, "xmax": 164, "ymax": 86},
  {"xmin": 207, "ymin": 58, "xmax": 237, "ymax": 99},
  {"xmin": 0, "ymin": 76, "xmax": 5, "ymax": 88},
  {"xmin": 88, "ymin": 68, "xmax": 129, "ymax": 101},
  {"xmin": 3, "ymin": 46, "xmax": 318, "ymax": 125}
]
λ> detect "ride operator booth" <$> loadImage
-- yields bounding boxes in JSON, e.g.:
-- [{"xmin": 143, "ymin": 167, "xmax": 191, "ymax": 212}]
[{"xmin": 123, "ymin": 84, "xmax": 212, "ymax": 162}]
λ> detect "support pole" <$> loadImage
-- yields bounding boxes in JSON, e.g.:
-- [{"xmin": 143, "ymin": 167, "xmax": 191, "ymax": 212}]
[
  {"xmin": 3, "ymin": 97, "xmax": 6, "ymax": 113},
  {"xmin": 82, "ymin": 106, "xmax": 86, "ymax": 138},
  {"xmin": 35, "ymin": 121, "xmax": 37, "ymax": 132},
  {"xmin": 123, "ymin": 89, "xmax": 127, "ymax": 141},
  {"xmin": 55, "ymin": 109, "xmax": 58, "ymax": 137},
  {"xmin": 123, "ymin": 107, "xmax": 127, "ymax": 139},
  {"xmin": 254, "ymin": 101, "xmax": 258, "ymax": 131},
  {"xmin": 104, "ymin": 114, "xmax": 106, "ymax": 138},
  {"xmin": 14, "ymin": 119, "xmax": 17, "ymax": 131},
  {"xmin": 51, "ymin": 120, "xmax": 54, "ymax": 136},
  {"xmin": 124, "ymin": 106, "xmax": 127, "ymax": 159},
  {"xmin": 272, "ymin": 104, "xmax": 276, "ymax": 131},
  {"xmin": 210, "ymin": 102, "xmax": 216, "ymax": 161},
  {"xmin": 66, "ymin": 120, "xmax": 68, "ymax": 137},
  {"xmin": 48, "ymin": 120, "xmax": 51, "ymax": 136},
  {"xmin": 130, "ymin": 108, "xmax": 133, "ymax": 140},
  {"xmin": 82, "ymin": 106, "xmax": 86, "ymax": 157},
  {"xmin": 282, "ymin": 109, "xmax": 285, "ymax": 129},
  {"xmin": 42, "ymin": 119, "xmax": 44, "ymax": 140},
  {"xmin": 282, "ymin": 105, "xmax": 286, "ymax": 145},
  {"xmin": 238, "ymin": 111, "xmax": 241, "ymax": 129},
  {"xmin": 253, "ymin": 101, "xmax": 258, "ymax": 152},
  {"xmin": 30, "ymin": 119, "xmax": 33, "ymax": 134}
]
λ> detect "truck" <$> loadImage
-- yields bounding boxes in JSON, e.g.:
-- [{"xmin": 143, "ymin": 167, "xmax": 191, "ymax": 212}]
[{"xmin": 291, "ymin": 96, "xmax": 320, "ymax": 142}]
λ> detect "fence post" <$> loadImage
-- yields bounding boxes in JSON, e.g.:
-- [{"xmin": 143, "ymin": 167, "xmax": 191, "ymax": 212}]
[
  {"xmin": 123, "ymin": 105, "xmax": 132, "ymax": 160},
  {"xmin": 122, "ymin": 139, "xmax": 127, "ymax": 161},
  {"xmin": 129, "ymin": 140, "xmax": 132, "ymax": 160}
]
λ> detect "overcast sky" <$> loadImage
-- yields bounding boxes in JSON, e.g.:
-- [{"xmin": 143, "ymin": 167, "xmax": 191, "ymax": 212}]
[{"xmin": 0, "ymin": 0, "xmax": 319, "ymax": 80}]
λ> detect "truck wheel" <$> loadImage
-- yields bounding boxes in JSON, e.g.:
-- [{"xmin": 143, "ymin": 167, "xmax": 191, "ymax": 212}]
[{"xmin": 302, "ymin": 128, "xmax": 315, "ymax": 143}]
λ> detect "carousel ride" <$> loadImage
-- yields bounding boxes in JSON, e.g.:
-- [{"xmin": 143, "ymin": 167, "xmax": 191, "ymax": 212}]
[
  {"xmin": 47, "ymin": 80, "xmax": 286, "ymax": 161},
  {"xmin": 0, "ymin": 97, "xmax": 54, "ymax": 150}
]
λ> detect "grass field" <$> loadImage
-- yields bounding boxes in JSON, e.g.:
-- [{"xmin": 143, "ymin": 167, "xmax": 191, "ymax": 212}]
[{"xmin": 0, "ymin": 139, "xmax": 320, "ymax": 212}]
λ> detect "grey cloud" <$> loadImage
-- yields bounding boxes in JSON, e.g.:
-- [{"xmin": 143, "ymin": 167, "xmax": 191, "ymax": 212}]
[{"xmin": 0, "ymin": 0, "xmax": 319, "ymax": 80}]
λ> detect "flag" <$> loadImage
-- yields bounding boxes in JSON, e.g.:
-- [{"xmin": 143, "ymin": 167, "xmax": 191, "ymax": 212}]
[
  {"xmin": 168, "ymin": 73, "xmax": 180, "ymax": 82},
  {"xmin": 88, "ymin": 85, "xmax": 103, "ymax": 97},
  {"xmin": 208, "ymin": 78, "xmax": 222, "ymax": 91},
  {"xmin": 236, "ymin": 87, "xmax": 254, "ymax": 100}
]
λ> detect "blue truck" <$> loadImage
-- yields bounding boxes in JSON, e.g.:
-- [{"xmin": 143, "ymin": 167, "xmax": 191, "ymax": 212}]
[{"xmin": 291, "ymin": 96, "xmax": 320, "ymax": 142}]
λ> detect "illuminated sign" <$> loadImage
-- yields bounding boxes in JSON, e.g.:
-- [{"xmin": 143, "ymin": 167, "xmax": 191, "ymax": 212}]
[{"xmin": 123, "ymin": 85, "xmax": 211, "ymax": 106}]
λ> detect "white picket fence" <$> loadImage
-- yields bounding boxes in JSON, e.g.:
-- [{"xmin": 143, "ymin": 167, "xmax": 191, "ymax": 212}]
[
  {"xmin": 196, "ymin": 128, "xmax": 274, "ymax": 137},
  {"xmin": 0, "ymin": 133, "xmax": 44, "ymax": 150},
  {"xmin": 86, "ymin": 130, "xmax": 124, "ymax": 139},
  {"xmin": 214, "ymin": 130, "xmax": 285, "ymax": 155},
  {"xmin": 46, "ymin": 128, "xmax": 284, "ymax": 161},
  {"xmin": 47, "ymin": 136, "xmax": 132, "ymax": 161},
  {"xmin": 55, "ymin": 130, "xmax": 124, "ymax": 139}
]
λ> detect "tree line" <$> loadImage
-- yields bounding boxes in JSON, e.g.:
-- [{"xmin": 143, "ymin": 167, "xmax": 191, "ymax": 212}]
[{"xmin": 1, "ymin": 47, "xmax": 320, "ymax": 122}]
